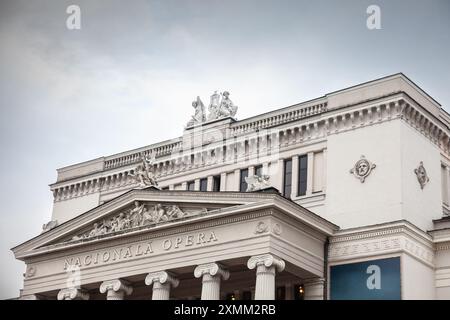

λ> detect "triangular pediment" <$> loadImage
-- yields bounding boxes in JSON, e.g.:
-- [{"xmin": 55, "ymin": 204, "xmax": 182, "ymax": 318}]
[{"xmin": 12, "ymin": 188, "xmax": 284, "ymax": 259}]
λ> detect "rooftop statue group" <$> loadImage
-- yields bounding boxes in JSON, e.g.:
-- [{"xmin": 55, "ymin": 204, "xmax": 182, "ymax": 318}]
[
  {"xmin": 130, "ymin": 152, "xmax": 158, "ymax": 188},
  {"xmin": 245, "ymin": 174, "xmax": 271, "ymax": 192},
  {"xmin": 71, "ymin": 201, "xmax": 189, "ymax": 241},
  {"xmin": 187, "ymin": 91, "xmax": 238, "ymax": 127}
]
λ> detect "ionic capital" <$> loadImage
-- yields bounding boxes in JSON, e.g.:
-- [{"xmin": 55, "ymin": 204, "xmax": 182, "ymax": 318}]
[
  {"xmin": 145, "ymin": 271, "xmax": 179, "ymax": 288},
  {"xmin": 99, "ymin": 279, "xmax": 133, "ymax": 296},
  {"xmin": 194, "ymin": 262, "xmax": 230, "ymax": 280},
  {"xmin": 57, "ymin": 287, "xmax": 89, "ymax": 300},
  {"xmin": 247, "ymin": 254, "xmax": 285, "ymax": 272}
]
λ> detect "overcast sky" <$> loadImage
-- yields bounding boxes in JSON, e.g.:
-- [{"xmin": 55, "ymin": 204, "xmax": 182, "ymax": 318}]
[{"xmin": 0, "ymin": 0, "xmax": 449, "ymax": 299}]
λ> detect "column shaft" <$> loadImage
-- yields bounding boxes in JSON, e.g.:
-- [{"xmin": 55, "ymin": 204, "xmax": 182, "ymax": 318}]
[
  {"xmin": 201, "ymin": 274, "xmax": 221, "ymax": 300},
  {"xmin": 194, "ymin": 263, "xmax": 229, "ymax": 301},
  {"xmin": 152, "ymin": 282, "xmax": 171, "ymax": 300},
  {"xmin": 254, "ymin": 265, "xmax": 276, "ymax": 300}
]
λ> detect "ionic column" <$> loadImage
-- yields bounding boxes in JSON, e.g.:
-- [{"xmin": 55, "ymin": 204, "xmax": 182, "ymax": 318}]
[
  {"xmin": 247, "ymin": 254, "xmax": 285, "ymax": 300},
  {"xmin": 194, "ymin": 263, "xmax": 230, "ymax": 300},
  {"xmin": 99, "ymin": 279, "xmax": 133, "ymax": 300},
  {"xmin": 145, "ymin": 271, "xmax": 179, "ymax": 300},
  {"xmin": 303, "ymin": 278, "xmax": 325, "ymax": 300},
  {"xmin": 57, "ymin": 287, "xmax": 89, "ymax": 300}
]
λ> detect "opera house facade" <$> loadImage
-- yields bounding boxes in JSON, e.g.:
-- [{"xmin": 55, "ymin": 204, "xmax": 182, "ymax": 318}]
[{"xmin": 12, "ymin": 73, "xmax": 450, "ymax": 300}]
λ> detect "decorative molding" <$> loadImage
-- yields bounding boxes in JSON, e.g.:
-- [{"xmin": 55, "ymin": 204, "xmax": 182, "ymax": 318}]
[
  {"xmin": 414, "ymin": 161, "xmax": 430, "ymax": 190},
  {"xmin": 49, "ymin": 94, "xmax": 450, "ymax": 202},
  {"xmin": 329, "ymin": 226, "xmax": 435, "ymax": 266},
  {"xmin": 194, "ymin": 263, "xmax": 230, "ymax": 280},
  {"xmin": 247, "ymin": 254, "xmax": 285, "ymax": 272},
  {"xmin": 329, "ymin": 238, "xmax": 402, "ymax": 259},
  {"xmin": 349, "ymin": 155, "xmax": 376, "ymax": 183}
]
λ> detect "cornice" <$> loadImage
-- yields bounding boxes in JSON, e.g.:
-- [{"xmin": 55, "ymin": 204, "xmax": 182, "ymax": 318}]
[{"xmin": 48, "ymin": 92, "xmax": 449, "ymax": 204}]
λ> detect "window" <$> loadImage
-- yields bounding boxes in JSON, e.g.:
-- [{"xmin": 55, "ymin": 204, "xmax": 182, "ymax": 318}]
[
  {"xmin": 187, "ymin": 181, "xmax": 195, "ymax": 191},
  {"xmin": 298, "ymin": 155, "xmax": 308, "ymax": 196},
  {"xmin": 200, "ymin": 178, "xmax": 208, "ymax": 192},
  {"xmin": 213, "ymin": 175, "xmax": 221, "ymax": 192},
  {"xmin": 240, "ymin": 168, "xmax": 249, "ymax": 192},
  {"xmin": 255, "ymin": 165, "xmax": 263, "ymax": 177},
  {"xmin": 161, "ymin": 186, "xmax": 169, "ymax": 190},
  {"xmin": 283, "ymin": 159, "xmax": 292, "ymax": 198}
]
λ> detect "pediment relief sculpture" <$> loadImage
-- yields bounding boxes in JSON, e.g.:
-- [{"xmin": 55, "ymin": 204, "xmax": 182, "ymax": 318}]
[
  {"xmin": 414, "ymin": 161, "xmax": 430, "ymax": 189},
  {"xmin": 187, "ymin": 91, "xmax": 238, "ymax": 127},
  {"xmin": 69, "ymin": 201, "xmax": 208, "ymax": 243},
  {"xmin": 350, "ymin": 155, "xmax": 376, "ymax": 183}
]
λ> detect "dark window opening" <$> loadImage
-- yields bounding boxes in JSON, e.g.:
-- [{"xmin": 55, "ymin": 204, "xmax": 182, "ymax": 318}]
[
  {"xmin": 187, "ymin": 181, "xmax": 195, "ymax": 191},
  {"xmin": 213, "ymin": 175, "xmax": 221, "ymax": 192},
  {"xmin": 298, "ymin": 155, "xmax": 308, "ymax": 196},
  {"xmin": 283, "ymin": 159, "xmax": 292, "ymax": 198},
  {"xmin": 255, "ymin": 165, "xmax": 263, "ymax": 177},
  {"xmin": 240, "ymin": 168, "xmax": 249, "ymax": 192},
  {"xmin": 200, "ymin": 178, "xmax": 208, "ymax": 192}
]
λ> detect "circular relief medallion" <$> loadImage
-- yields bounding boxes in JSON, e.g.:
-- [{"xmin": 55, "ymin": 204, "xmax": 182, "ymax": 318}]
[
  {"xmin": 254, "ymin": 221, "xmax": 269, "ymax": 234},
  {"xmin": 350, "ymin": 155, "xmax": 376, "ymax": 183},
  {"xmin": 272, "ymin": 223, "xmax": 282, "ymax": 235}
]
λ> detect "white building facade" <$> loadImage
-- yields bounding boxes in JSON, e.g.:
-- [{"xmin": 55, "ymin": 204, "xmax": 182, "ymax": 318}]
[{"xmin": 12, "ymin": 73, "xmax": 450, "ymax": 300}]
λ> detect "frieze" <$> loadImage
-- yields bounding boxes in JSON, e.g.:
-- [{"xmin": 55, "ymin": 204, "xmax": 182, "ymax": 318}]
[
  {"xmin": 63, "ymin": 230, "xmax": 218, "ymax": 271},
  {"xmin": 329, "ymin": 236, "xmax": 434, "ymax": 265}
]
